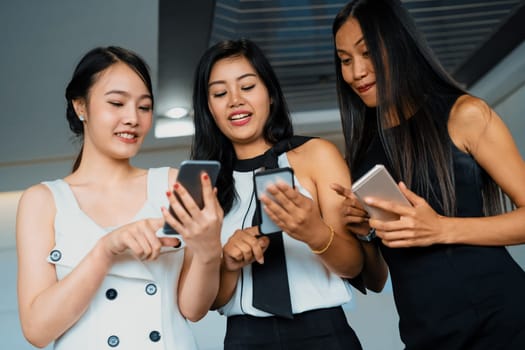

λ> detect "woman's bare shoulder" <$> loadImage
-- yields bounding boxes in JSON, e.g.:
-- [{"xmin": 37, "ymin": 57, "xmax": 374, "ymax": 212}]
[
  {"xmin": 295, "ymin": 137, "xmax": 342, "ymax": 157},
  {"xmin": 19, "ymin": 183, "xmax": 54, "ymax": 207},
  {"xmin": 448, "ymin": 94, "xmax": 495, "ymax": 153},
  {"xmin": 17, "ymin": 183, "xmax": 56, "ymax": 233}
]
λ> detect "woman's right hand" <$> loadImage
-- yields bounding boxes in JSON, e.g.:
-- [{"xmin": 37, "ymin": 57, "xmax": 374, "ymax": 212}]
[
  {"xmin": 100, "ymin": 218, "xmax": 181, "ymax": 262},
  {"xmin": 331, "ymin": 182, "xmax": 389, "ymax": 292},
  {"xmin": 331, "ymin": 183, "xmax": 371, "ymax": 237},
  {"xmin": 163, "ymin": 172, "xmax": 224, "ymax": 263},
  {"xmin": 222, "ymin": 227, "xmax": 269, "ymax": 272}
]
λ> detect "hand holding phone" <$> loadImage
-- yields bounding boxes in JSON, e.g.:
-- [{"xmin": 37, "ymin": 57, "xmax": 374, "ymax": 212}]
[
  {"xmin": 253, "ymin": 167, "xmax": 295, "ymax": 234},
  {"xmin": 352, "ymin": 164, "xmax": 411, "ymax": 221},
  {"xmin": 163, "ymin": 160, "xmax": 221, "ymax": 235}
]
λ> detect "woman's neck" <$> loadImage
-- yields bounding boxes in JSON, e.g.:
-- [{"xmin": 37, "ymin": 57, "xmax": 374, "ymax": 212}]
[
  {"xmin": 68, "ymin": 152, "xmax": 139, "ymax": 186},
  {"xmin": 233, "ymin": 139, "xmax": 273, "ymax": 160}
]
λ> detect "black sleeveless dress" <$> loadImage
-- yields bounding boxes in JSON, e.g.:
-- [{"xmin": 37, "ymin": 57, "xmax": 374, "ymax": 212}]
[{"xmin": 352, "ymin": 94, "xmax": 525, "ymax": 349}]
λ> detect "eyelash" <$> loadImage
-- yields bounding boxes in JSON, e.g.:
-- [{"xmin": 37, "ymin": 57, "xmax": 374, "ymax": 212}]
[
  {"xmin": 340, "ymin": 51, "xmax": 370, "ymax": 65},
  {"xmin": 108, "ymin": 101, "xmax": 152, "ymax": 112},
  {"xmin": 213, "ymin": 91, "xmax": 227, "ymax": 98},
  {"xmin": 211, "ymin": 84, "xmax": 256, "ymax": 98}
]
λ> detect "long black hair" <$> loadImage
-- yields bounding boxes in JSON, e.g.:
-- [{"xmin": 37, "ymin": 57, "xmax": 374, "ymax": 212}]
[
  {"xmin": 65, "ymin": 46, "xmax": 153, "ymax": 171},
  {"xmin": 191, "ymin": 39, "xmax": 293, "ymax": 213},
  {"xmin": 332, "ymin": 0, "xmax": 504, "ymax": 216}
]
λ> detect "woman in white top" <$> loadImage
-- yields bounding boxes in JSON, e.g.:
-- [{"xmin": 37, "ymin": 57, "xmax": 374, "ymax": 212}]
[
  {"xmin": 191, "ymin": 39, "xmax": 365, "ymax": 349},
  {"xmin": 16, "ymin": 46, "xmax": 223, "ymax": 349}
]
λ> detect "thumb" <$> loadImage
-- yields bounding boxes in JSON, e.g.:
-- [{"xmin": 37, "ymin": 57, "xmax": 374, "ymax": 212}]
[
  {"xmin": 330, "ymin": 183, "xmax": 352, "ymax": 199},
  {"xmin": 399, "ymin": 182, "xmax": 422, "ymax": 206},
  {"xmin": 159, "ymin": 236, "xmax": 182, "ymax": 248},
  {"xmin": 258, "ymin": 236, "xmax": 270, "ymax": 251},
  {"xmin": 149, "ymin": 217, "xmax": 165, "ymax": 230},
  {"xmin": 245, "ymin": 226, "xmax": 262, "ymax": 237}
]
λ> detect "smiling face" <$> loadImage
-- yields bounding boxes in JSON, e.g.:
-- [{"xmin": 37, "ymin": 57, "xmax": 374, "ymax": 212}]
[
  {"xmin": 207, "ymin": 55, "xmax": 272, "ymax": 156},
  {"xmin": 335, "ymin": 18, "xmax": 377, "ymax": 108},
  {"xmin": 76, "ymin": 62, "xmax": 153, "ymax": 161}
]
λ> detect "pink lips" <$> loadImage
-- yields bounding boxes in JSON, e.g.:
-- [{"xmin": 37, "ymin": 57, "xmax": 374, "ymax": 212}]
[
  {"xmin": 356, "ymin": 83, "xmax": 374, "ymax": 93},
  {"xmin": 114, "ymin": 131, "xmax": 138, "ymax": 144},
  {"xmin": 228, "ymin": 111, "xmax": 252, "ymax": 127},
  {"xmin": 230, "ymin": 115, "xmax": 251, "ymax": 127}
]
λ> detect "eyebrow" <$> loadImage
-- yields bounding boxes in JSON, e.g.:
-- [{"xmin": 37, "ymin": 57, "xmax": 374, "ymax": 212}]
[
  {"xmin": 208, "ymin": 73, "xmax": 257, "ymax": 87},
  {"xmin": 104, "ymin": 90, "xmax": 152, "ymax": 100},
  {"xmin": 336, "ymin": 37, "xmax": 366, "ymax": 55}
]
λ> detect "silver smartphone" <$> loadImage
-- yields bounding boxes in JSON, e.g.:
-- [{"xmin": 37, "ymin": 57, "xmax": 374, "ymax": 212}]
[
  {"xmin": 253, "ymin": 167, "xmax": 295, "ymax": 234},
  {"xmin": 352, "ymin": 164, "xmax": 411, "ymax": 221},
  {"xmin": 163, "ymin": 160, "xmax": 221, "ymax": 235}
]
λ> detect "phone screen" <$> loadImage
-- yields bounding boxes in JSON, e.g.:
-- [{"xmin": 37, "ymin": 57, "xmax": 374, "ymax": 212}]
[
  {"xmin": 163, "ymin": 160, "xmax": 221, "ymax": 235},
  {"xmin": 253, "ymin": 167, "xmax": 295, "ymax": 234}
]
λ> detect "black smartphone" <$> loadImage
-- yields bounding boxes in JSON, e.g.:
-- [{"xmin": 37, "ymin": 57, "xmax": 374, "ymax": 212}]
[
  {"xmin": 253, "ymin": 167, "xmax": 295, "ymax": 234},
  {"xmin": 163, "ymin": 160, "xmax": 221, "ymax": 235}
]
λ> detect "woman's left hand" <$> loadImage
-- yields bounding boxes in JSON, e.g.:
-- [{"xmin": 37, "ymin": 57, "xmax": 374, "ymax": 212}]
[
  {"xmin": 331, "ymin": 183, "xmax": 372, "ymax": 237},
  {"xmin": 162, "ymin": 172, "xmax": 224, "ymax": 262},
  {"xmin": 366, "ymin": 182, "xmax": 446, "ymax": 247},
  {"xmin": 259, "ymin": 181, "xmax": 323, "ymax": 243}
]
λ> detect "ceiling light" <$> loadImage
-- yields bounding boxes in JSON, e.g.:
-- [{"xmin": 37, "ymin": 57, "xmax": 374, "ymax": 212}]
[
  {"xmin": 164, "ymin": 107, "xmax": 189, "ymax": 119},
  {"xmin": 155, "ymin": 117, "xmax": 194, "ymax": 138}
]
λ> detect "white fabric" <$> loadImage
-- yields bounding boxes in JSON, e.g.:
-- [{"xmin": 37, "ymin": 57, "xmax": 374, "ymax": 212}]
[
  {"xmin": 218, "ymin": 154, "xmax": 353, "ymax": 317},
  {"xmin": 43, "ymin": 167, "xmax": 198, "ymax": 350}
]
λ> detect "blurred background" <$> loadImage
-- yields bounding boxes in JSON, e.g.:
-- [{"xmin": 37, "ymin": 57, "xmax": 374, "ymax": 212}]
[{"xmin": 1, "ymin": 1, "xmax": 524, "ymax": 348}]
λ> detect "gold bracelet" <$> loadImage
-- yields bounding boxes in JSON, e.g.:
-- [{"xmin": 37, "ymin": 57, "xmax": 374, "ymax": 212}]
[{"xmin": 311, "ymin": 225, "xmax": 335, "ymax": 255}]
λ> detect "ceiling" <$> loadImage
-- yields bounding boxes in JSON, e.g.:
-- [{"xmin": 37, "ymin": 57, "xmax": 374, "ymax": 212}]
[
  {"xmin": 1, "ymin": 0, "xmax": 524, "ymax": 193},
  {"xmin": 157, "ymin": 0, "xmax": 525, "ymax": 121}
]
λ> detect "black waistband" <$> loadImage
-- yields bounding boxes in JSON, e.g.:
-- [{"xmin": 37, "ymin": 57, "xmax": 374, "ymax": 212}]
[
  {"xmin": 225, "ymin": 306, "xmax": 361, "ymax": 349},
  {"xmin": 226, "ymin": 306, "xmax": 349, "ymax": 335}
]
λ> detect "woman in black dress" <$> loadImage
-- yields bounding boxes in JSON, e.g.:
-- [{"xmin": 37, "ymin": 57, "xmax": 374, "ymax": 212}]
[{"xmin": 331, "ymin": 1, "xmax": 525, "ymax": 349}]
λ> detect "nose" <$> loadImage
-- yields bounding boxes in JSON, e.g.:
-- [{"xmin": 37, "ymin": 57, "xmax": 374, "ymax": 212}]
[
  {"xmin": 228, "ymin": 89, "xmax": 244, "ymax": 107},
  {"xmin": 123, "ymin": 105, "xmax": 139, "ymax": 126},
  {"xmin": 353, "ymin": 57, "xmax": 368, "ymax": 80}
]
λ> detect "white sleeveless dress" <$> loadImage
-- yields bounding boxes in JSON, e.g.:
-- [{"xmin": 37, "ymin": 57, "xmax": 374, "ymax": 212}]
[
  {"xmin": 218, "ymin": 154, "xmax": 353, "ymax": 317},
  {"xmin": 43, "ymin": 167, "xmax": 198, "ymax": 350}
]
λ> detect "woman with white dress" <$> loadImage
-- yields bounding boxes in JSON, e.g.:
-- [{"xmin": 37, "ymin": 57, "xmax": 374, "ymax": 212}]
[{"xmin": 16, "ymin": 46, "xmax": 223, "ymax": 349}]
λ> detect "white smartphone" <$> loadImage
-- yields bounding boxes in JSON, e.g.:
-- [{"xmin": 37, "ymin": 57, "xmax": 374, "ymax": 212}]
[
  {"xmin": 352, "ymin": 164, "xmax": 411, "ymax": 221},
  {"xmin": 253, "ymin": 167, "xmax": 295, "ymax": 234},
  {"xmin": 163, "ymin": 160, "xmax": 221, "ymax": 235}
]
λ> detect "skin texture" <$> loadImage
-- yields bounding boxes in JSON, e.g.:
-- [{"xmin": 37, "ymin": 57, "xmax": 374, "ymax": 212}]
[
  {"xmin": 332, "ymin": 18, "xmax": 388, "ymax": 292},
  {"xmin": 365, "ymin": 96, "xmax": 525, "ymax": 248},
  {"xmin": 206, "ymin": 56, "xmax": 364, "ymax": 309},
  {"xmin": 335, "ymin": 18, "xmax": 377, "ymax": 108},
  {"xmin": 16, "ymin": 62, "xmax": 223, "ymax": 347},
  {"xmin": 332, "ymin": 16, "xmax": 525, "ymax": 293}
]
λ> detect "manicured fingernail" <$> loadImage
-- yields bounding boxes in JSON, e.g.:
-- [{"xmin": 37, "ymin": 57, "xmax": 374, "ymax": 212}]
[
  {"xmin": 203, "ymin": 173, "xmax": 209, "ymax": 180},
  {"xmin": 174, "ymin": 183, "xmax": 180, "ymax": 190},
  {"xmin": 166, "ymin": 191, "xmax": 171, "ymax": 197}
]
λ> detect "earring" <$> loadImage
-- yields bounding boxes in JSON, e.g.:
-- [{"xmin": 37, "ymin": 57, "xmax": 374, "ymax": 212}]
[{"xmin": 79, "ymin": 115, "xmax": 85, "ymax": 122}]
